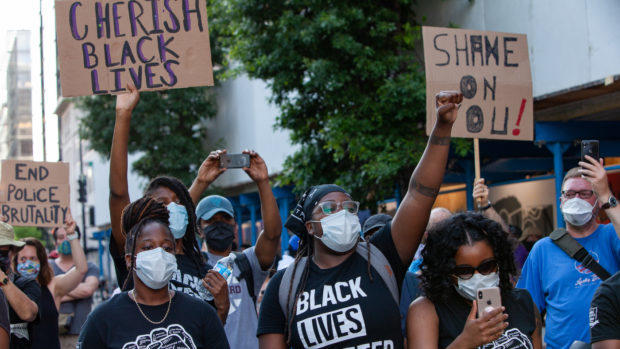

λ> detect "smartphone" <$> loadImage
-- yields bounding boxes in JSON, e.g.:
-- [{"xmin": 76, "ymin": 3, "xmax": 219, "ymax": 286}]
[
  {"xmin": 477, "ymin": 287, "xmax": 502, "ymax": 318},
  {"xmin": 581, "ymin": 140, "xmax": 599, "ymax": 163},
  {"xmin": 220, "ymin": 154, "xmax": 250, "ymax": 169}
]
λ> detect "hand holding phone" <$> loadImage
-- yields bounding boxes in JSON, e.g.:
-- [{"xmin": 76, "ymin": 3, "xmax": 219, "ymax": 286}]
[
  {"xmin": 477, "ymin": 287, "xmax": 502, "ymax": 318},
  {"xmin": 220, "ymin": 154, "xmax": 251, "ymax": 169}
]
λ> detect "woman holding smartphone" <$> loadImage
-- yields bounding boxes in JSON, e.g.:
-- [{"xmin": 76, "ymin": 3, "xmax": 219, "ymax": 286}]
[{"xmin": 406, "ymin": 212, "xmax": 542, "ymax": 349}]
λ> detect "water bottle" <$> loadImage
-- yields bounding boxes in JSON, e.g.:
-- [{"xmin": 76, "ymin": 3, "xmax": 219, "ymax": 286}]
[{"xmin": 203, "ymin": 255, "xmax": 235, "ymax": 301}]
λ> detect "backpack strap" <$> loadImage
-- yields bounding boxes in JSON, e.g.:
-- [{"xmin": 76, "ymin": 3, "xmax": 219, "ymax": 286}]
[
  {"xmin": 550, "ymin": 228, "xmax": 611, "ymax": 281},
  {"xmin": 233, "ymin": 252, "xmax": 257, "ymax": 305},
  {"xmin": 355, "ymin": 241, "xmax": 399, "ymax": 306},
  {"xmin": 278, "ymin": 256, "xmax": 308, "ymax": 320}
]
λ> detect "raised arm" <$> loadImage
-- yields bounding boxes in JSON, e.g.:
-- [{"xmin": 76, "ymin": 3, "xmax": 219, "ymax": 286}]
[
  {"xmin": 244, "ymin": 150, "xmax": 282, "ymax": 270},
  {"xmin": 188, "ymin": 150, "xmax": 227, "ymax": 204},
  {"xmin": 391, "ymin": 91, "xmax": 462, "ymax": 265},
  {"xmin": 580, "ymin": 156, "xmax": 620, "ymax": 239},
  {"xmin": 52, "ymin": 212, "xmax": 89, "ymax": 307},
  {"xmin": 109, "ymin": 83, "xmax": 140, "ymax": 253},
  {"xmin": 473, "ymin": 178, "xmax": 510, "ymax": 232}
]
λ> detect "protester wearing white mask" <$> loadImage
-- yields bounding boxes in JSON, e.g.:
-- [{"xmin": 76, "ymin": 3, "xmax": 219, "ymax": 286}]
[
  {"xmin": 518, "ymin": 157, "xmax": 620, "ymax": 349},
  {"xmin": 79, "ymin": 197, "xmax": 229, "ymax": 348},
  {"xmin": 407, "ymin": 212, "xmax": 542, "ymax": 349},
  {"xmin": 257, "ymin": 91, "xmax": 464, "ymax": 348}
]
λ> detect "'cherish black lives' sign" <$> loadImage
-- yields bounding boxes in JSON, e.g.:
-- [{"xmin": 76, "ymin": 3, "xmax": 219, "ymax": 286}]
[
  {"xmin": 423, "ymin": 26, "xmax": 533, "ymax": 141},
  {"xmin": 55, "ymin": 0, "xmax": 213, "ymax": 97}
]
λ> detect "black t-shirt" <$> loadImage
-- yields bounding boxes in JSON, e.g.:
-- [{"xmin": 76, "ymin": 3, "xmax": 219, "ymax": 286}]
[
  {"xmin": 257, "ymin": 224, "xmax": 406, "ymax": 348},
  {"xmin": 110, "ymin": 237, "xmax": 211, "ymax": 301},
  {"xmin": 31, "ymin": 285, "xmax": 59, "ymax": 349},
  {"xmin": 434, "ymin": 288, "xmax": 536, "ymax": 349},
  {"xmin": 9, "ymin": 274, "xmax": 41, "ymax": 349},
  {"xmin": 590, "ymin": 271, "xmax": 620, "ymax": 343},
  {"xmin": 0, "ymin": 289, "xmax": 9, "ymax": 337},
  {"xmin": 77, "ymin": 291, "xmax": 229, "ymax": 348}
]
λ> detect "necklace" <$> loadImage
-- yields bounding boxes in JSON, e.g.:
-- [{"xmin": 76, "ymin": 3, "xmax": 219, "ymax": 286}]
[{"xmin": 130, "ymin": 289, "xmax": 172, "ymax": 325}]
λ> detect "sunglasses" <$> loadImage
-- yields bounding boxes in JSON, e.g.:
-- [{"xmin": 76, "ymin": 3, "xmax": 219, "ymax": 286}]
[
  {"xmin": 314, "ymin": 200, "xmax": 360, "ymax": 216},
  {"xmin": 452, "ymin": 259, "xmax": 498, "ymax": 280}
]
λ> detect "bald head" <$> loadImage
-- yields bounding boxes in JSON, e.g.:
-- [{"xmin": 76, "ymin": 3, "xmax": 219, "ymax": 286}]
[{"xmin": 427, "ymin": 207, "xmax": 452, "ymax": 231}]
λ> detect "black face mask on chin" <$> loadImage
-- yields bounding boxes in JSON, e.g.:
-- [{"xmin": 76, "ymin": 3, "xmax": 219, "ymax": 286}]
[{"xmin": 203, "ymin": 222, "xmax": 235, "ymax": 252}]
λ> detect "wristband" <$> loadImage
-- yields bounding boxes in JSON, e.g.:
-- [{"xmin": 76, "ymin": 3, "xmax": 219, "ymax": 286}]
[
  {"xmin": 0, "ymin": 277, "xmax": 9, "ymax": 286},
  {"xmin": 479, "ymin": 201, "xmax": 492, "ymax": 211},
  {"xmin": 66, "ymin": 233, "xmax": 79, "ymax": 241}
]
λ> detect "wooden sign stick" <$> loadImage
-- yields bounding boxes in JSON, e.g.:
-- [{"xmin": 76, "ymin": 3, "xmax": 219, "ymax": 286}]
[{"xmin": 474, "ymin": 138, "xmax": 482, "ymax": 208}]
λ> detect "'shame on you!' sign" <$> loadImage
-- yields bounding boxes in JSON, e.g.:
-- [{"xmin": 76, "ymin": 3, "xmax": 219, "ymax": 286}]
[{"xmin": 55, "ymin": 0, "xmax": 214, "ymax": 97}]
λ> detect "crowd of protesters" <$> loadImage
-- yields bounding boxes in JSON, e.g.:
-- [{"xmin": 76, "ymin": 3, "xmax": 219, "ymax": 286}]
[{"xmin": 0, "ymin": 85, "xmax": 617, "ymax": 349}]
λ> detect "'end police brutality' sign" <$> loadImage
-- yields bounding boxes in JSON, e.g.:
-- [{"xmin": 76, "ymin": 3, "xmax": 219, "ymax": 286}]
[
  {"xmin": 0, "ymin": 161, "xmax": 70, "ymax": 227},
  {"xmin": 55, "ymin": 0, "xmax": 214, "ymax": 97},
  {"xmin": 423, "ymin": 26, "xmax": 533, "ymax": 141}
]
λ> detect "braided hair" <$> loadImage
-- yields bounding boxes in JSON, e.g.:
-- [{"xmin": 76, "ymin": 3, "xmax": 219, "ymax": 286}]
[
  {"xmin": 144, "ymin": 176, "xmax": 204, "ymax": 269},
  {"xmin": 121, "ymin": 196, "xmax": 173, "ymax": 290}
]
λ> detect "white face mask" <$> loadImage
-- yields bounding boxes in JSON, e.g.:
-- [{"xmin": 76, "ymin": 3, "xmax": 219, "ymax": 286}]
[
  {"xmin": 561, "ymin": 197, "xmax": 595, "ymax": 227},
  {"xmin": 167, "ymin": 202, "xmax": 189, "ymax": 239},
  {"xmin": 454, "ymin": 272, "xmax": 500, "ymax": 301},
  {"xmin": 134, "ymin": 247, "xmax": 177, "ymax": 290},
  {"xmin": 314, "ymin": 210, "xmax": 361, "ymax": 253}
]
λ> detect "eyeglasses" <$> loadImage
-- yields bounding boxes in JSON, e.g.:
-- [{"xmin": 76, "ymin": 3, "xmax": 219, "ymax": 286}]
[
  {"xmin": 313, "ymin": 200, "xmax": 360, "ymax": 216},
  {"xmin": 562, "ymin": 190, "xmax": 594, "ymax": 200},
  {"xmin": 452, "ymin": 259, "xmax": 498, "ymax": 280}
]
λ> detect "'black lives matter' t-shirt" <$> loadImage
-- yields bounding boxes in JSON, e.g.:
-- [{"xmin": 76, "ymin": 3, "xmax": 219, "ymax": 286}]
[
  {"xmin": 77, "ymin": 291, "xmax": 229, "ymax": 349},
  {"xmin": 257, "ymin": 224, "xmax": 406, "ymax": 348},
  {"xmin": 590, "ymin": 271, "xmax": 620, "ymax": 343},
  {"xmin": 434, "ymin": 288, "xmax": 536, "ymax": 349},
  {"xmin": 110, "ymin": 238, "xmax": 211, "ymax": 301}
]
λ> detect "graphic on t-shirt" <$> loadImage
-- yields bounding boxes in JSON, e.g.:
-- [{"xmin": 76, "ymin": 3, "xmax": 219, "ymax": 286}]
[
  {"xmin": 574, "ymin": 251, "xmax": 600, "ymax": 274},
  {"xmin": 121, "ymin": 324, "xmax": 196, "ymax": 349},
  {"xmin": 589, "ymin": 306, "xmax": 599, "ymax": 328},
  {"xmin": 480, "ymin": 328, "xmax": 532, "ymax": 349},
  {"xmin": 171, "ymin": 269, "xmax": 206, "ymax": 301},
  {"xmin": 227, "ymin": 275, "xmax": 244, "ymax": 314},
  {"xmin": 295, "ymin": 277, "xmax": 370, "ymax": 348}
]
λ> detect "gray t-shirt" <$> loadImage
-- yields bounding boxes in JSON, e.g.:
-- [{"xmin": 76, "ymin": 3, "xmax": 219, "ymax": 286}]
[
  {"xmin": 0, "ymin": 289, "xmax": 8, "ymax": 337},
  {"xmin": 50, "ymin": 260, "xmax": 99, "ymax": 334},
  {"xmin": 206, "ymin": 247, "xmax": 268, "ymax": 349}
]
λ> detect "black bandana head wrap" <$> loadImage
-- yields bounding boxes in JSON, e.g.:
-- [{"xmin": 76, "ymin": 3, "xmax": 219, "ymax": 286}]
[{"xmin": 284, "ymin": 184, "xmax": 348, "ymax": 237}]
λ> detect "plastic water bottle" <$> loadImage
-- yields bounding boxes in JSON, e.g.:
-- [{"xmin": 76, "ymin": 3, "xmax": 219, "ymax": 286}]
[{"xmin": 203, "ymin": 255, "xmax": 235, "ymax": 301}]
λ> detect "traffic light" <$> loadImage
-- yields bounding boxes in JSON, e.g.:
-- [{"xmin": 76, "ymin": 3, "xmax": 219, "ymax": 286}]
[{"xmin": 78, "ymin": 176, "xmax": 87, "ymax": 203}]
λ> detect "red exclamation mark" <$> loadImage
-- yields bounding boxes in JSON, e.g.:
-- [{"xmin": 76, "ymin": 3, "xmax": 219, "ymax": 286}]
[{"xmin": 512, "ymin": 98, "xmax": 527, "ymax": 136}]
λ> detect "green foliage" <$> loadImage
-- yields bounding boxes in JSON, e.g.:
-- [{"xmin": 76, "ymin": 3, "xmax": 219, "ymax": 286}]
[
  {"xmin": 13, "ymin": 227, "xmax": 48, "ymax": 247},
  {"xmin": 216, "ymin": 0, "xmax": 438, "ymax": 207}
]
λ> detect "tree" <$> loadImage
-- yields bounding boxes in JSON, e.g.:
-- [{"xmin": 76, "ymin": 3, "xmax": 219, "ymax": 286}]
[
  {"xmin": 214, "ymin": 0, "xmax": 448, "ymax": 207},
  {"xmin": 78, "ymin": 0, "xmax": 228, "ymax": 187}
]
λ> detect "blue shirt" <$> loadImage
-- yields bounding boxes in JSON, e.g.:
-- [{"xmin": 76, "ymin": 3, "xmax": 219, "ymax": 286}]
[{"xmin": 517, "ymin": 224, "xmax": 620, "ymax": 349}]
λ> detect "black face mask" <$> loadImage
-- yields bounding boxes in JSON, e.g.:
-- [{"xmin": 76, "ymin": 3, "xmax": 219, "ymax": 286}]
[
  {"xmin": 522, "ymin": 241, "xmax": 535, "ymax": 252},
  {"xmin": 203, "ymin": 222, "xmax": 235, "ymax": 252},
  {"xmin": 0, "ymin": 250, "xmax": 10, "ymax": 273}
]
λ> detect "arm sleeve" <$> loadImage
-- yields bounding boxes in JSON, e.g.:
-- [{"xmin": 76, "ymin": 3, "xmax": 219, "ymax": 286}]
[
  {"xmin": 370, "ymin": 224, "xmax": 406, "ymax": 289},
  {"xmin": 77, "ymin": 312, "xmax": 106, "ymax": 349},
  {"xmin": 245, "ymin": 247, "xmax": 269, "ymax": 298},
  {"xmin": 590, "ymin": 277, "xmax": 620, "ymax": 343},
  {"xmin": 516, "ymin": 247, "xmax": 546, "ymax": 313},
  {"xmin": 257, "ymin": 271, "xmax": 286, "ymax": 336}
]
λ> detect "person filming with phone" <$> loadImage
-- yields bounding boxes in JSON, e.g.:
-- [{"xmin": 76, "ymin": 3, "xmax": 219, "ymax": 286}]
[
  {"xmin": 406, "ymin": 211, "xmax": 542, "ymax": 349},
  {"xmin": 517, "ymin": 151, "xmax": 620, "ymax": 349}
]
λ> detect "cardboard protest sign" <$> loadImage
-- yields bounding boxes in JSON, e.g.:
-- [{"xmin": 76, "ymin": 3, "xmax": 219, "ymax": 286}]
[
  {"xmin": 55, "ymin": 0, "xmax": 214, "ymax": 97},
  {"xmin": 0, "ymin": 161, "xmax": 70, "ymax": 227},
  {"xmin": 423, "ymin": 26, "xmax": 533, "ymax": 140}
]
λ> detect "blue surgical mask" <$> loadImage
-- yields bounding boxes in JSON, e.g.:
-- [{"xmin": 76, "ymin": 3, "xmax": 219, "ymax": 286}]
[
  {"xmin": 167, "ymin": 202, "xmax": 189, "ymax": 239},
  {"xmin": 58, "ymin": 240, "xmax": 72, "ymax": 255}
]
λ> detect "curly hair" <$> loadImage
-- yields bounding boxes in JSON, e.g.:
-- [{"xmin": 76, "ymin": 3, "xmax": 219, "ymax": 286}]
[
  {"xmin": 121, "ymin": 196, "xmax": 173, "ymax": 290},
  {"xmin": 144, "ymin": 176, "xmax": 203, "ymax": 268},
  {"xmin": 420, "ymin": 211, "xmax": 516, "ymax": 303}
]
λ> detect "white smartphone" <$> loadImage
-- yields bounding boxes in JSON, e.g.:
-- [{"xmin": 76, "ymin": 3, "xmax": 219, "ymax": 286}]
[{"xmin": 477, "ymin": 287, "xmax": 502, "ymax": 318}]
